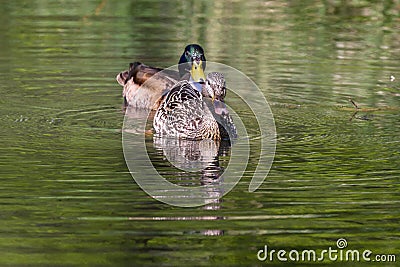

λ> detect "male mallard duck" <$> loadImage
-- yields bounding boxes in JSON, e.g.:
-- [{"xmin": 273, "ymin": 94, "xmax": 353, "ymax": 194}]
[
  {"xmin": 153, "ymin": 72, "xmax": 237, "ymax": 140},
  {"xmin": 116, "ymin": 44, "xmax": 206, "ymax": 110}
]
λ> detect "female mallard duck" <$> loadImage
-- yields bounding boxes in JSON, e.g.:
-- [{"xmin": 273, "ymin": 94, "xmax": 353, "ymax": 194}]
[
  {"xmin": 153, "ymin": 72, "xmax": 237, "ymax": 140},
  {"xmin": 203, "ymin": 72, "xmax": 237, "ymax": 140},
  {"xmin": 116, "ymin": 44, "xmax": 207, "ymax": 110}
]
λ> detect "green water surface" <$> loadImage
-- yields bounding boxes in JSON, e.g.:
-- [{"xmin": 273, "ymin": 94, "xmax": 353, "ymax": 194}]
[{"xmin": 0, "ymin": 1, "xmax": 399, "ymax": 266}]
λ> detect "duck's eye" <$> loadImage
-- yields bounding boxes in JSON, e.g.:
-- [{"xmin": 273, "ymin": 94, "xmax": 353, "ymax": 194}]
[{"xmin": 185, "ymin": 51, "xmax": 191, "ymax": 57}]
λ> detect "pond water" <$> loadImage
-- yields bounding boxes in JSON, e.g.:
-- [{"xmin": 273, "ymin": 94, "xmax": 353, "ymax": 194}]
[{"xmin": 1, "ymin": 0, "xmax": 399, "ymax": 266}]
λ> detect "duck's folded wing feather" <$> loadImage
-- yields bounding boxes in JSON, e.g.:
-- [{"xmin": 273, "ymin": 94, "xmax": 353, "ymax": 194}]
[
  {"xmin": 126, "ymin": 62, "xmax": 180, "ymax": 85},
  {"xmin": 154, "ymin": 82, "xmax": 208, "ymax": 138}
]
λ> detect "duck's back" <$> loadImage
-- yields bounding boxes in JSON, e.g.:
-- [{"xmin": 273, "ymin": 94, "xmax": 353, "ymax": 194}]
[
  {"xmin": 153, "ymin": 81, "xmax": 220, "ymax": 140},
  {"xmin": 117, "ymin": 62, "xmax": 180, "ymax": 109}
]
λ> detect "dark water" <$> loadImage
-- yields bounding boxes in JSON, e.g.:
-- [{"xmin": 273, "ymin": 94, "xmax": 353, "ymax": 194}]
[{"xmin": 1, "ymin": 1, "xmax": 399, "ymax": 266}]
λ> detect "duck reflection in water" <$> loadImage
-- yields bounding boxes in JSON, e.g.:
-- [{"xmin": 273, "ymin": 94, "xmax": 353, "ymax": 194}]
[{"xmin": 152, "ymin": 135, "xmax": 231, "ymax": 236}]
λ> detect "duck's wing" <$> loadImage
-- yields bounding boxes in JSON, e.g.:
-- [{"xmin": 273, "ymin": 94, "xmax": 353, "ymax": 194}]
[
  {"xmin": 125, "ymin": 62, "xmax": 180, "ymax": 85},
  {"xmin": 204, "ymin": 99, "xmax": 238, "ymax": 141},
  {"xmin": 153, "ymin": 81, "xmax": 219, "ymax": 140},
  {"xmin": 116, "ymin": 62, "xmax": 180, "ymax": 110}
]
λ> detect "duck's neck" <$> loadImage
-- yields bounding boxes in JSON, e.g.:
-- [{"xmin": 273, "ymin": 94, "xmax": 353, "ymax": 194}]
[{"xmin": 189, "ymin": 76, "xmax": 203, "ymax": 93}]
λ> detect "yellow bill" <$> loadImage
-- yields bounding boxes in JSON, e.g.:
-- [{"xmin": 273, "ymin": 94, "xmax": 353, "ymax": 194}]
[{"xmin": 190, "ymin": 60, "xmax": 206, "ymax": 83}]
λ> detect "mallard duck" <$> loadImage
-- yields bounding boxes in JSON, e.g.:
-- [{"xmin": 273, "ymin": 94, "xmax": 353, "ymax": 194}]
[
  {"xmin": 116, "ymin": 44, "xmax": 206, "ymax": 110},
  {"xmin": 203, "ymin": 72, "xmax": 237, "ymax": 140},
  {"xmin": 153, "ymin": 72, "xmax": 237, "ymax": 140}
]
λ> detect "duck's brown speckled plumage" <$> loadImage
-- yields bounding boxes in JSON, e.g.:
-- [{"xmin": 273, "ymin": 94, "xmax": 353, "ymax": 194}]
[
  {"xmin": 153, "ymin": 72, "xmax": 237, "ymax": 140},
  {"xmin": 204, "ymin": 73, "xmax": 237, "ymax": 140},
  {"xmin": 153, "ymin": 80, "xmax": 220, "ymax": 140}
]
